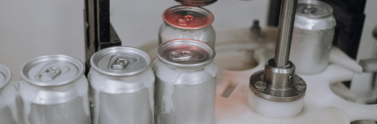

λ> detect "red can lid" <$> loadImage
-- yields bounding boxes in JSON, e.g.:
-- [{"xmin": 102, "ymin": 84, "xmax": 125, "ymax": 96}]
[{"xmin": 163, "ymin": 5, "xmax": 214, "ymax": 29}]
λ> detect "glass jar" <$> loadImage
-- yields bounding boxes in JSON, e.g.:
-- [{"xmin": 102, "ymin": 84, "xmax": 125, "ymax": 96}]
[{"xmin": 158, "ymin": 5, "xmax": 215, "ymax": 47}]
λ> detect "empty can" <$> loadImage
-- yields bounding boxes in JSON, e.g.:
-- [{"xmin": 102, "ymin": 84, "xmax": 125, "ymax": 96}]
[
  {"xmin": 19, "ymin": 55, "xmax": 90, "ymax": 124},
  {"xmin": 159, "ymin": 5, "xmax": 216, "ymax": 47},
  {"xmin": 89, "ymin": 47, "xmax": 155, "ymax": 124},
  {"xmin": 290, "ymin": 0, "xmax": 336, "ymax": 74},
  {"xmin": 153, "ymin": 39, "xmax": 218, "ymax": 124},
  {"xmin": 0, "ymin": 64, "xmax": 17, "ymax": 124}
]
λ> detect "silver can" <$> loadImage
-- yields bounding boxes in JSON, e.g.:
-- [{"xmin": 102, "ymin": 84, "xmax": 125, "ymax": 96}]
[
  {"xmin": 290, "ymin": 0, "xmax": 336, "ymax": 74},
  {"xmin": 88, "ymin": 47, "xmax": 154, "ymax": 124},
  {"xmin": 0, "ymin": 64, "xmax": 17, "ymax": 124},
  {"xmin": 19, "ymin": 55, "xmax": 90, "ymax": 124},
  {"xmin": 159, "ymin": 5, "xmax": 216, "ymax": 47},
  {"xmin": 153, "ymin": 39, "xmax": 218, "ymax": 124}
]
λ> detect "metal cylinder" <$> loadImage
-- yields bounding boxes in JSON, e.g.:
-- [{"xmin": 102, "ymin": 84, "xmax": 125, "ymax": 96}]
[
  {"xmin": 274, "ymin": 0, "xmax": 297, "ymax": 67},
  {"xmin": 89, "ymin": 47, "xmax": 154, "ymax": 124},
  {"xmin": 0, "ymin": 64, "xmax": 17, "ymax": 124},
  {"xmin": 264, "ymin": 59, "xmax": 295, "ymax": 90},
  {"xmin": 153, "ymin": 39, "xmax": 217, "ymax": 124},
  {"xmin": 248, "ymin": 0, "xmax": 307, "ymax": 118},
  {"xmin": 19, "ymin": 55, "xmax": 90, "ymax": 124},
  {"xmin": 290, "ymin": 0, "xmax": 336, "ymax": 74},
  {"xmin": 159, "ymin": 5, "xmax": 215, "ymax": 47}
]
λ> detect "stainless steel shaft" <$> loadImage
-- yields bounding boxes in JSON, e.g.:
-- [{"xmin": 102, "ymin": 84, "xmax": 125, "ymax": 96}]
[{"xmin": 274, "ymin": 0, "xmax": 298, "ymax": 68}]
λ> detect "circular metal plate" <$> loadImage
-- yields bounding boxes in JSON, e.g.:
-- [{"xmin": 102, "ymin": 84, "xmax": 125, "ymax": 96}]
[{"xmin": 249, "ymin": 71, "xmax": 306, "ymax": 102}]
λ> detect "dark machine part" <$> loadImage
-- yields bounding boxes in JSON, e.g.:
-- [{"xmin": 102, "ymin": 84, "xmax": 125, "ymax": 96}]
[
  {"xmin": 85, "ymin": 0, "xmax": 122, "ymax": 75},
  {"xmin": 250, "ymin": 0, "xmax": 307, "ymax": 102},
  {"xmin": 175, "ymin": 0, "xmax": 217, "ymax": 6},
  {"xmin": 374, "ymin": 26, "xmax": 377, "ymax": 40},
  {"xmin": 267, "ymin": 0, "xmax": 282, "ymax": 27},
  {"xmin": 323, "ymin": 0, "xmax": 367, "ymax": 88},
  {"xmin": 323, "ymin": 0, "xmax": 366, "ymax": 60},
  {"xmin": 250, "ymin": 20, "xmax": 261, "ymax": 36}
]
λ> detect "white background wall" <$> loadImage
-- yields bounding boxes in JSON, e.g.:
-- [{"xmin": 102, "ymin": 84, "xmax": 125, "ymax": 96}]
[{"xmin": 0, "ymin": 1, "xmax": 85, "ymax": 81}]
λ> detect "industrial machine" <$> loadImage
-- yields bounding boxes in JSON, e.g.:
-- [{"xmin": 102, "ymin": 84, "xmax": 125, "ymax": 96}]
[{"xmin": 0, "ymin": 0, "xmax": 376, "ymax": 123}]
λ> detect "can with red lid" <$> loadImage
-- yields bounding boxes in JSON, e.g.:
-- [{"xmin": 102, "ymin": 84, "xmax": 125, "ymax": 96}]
[{"xmin": 159, "ymin": 5, "xmax": 215, "ymax": 47}]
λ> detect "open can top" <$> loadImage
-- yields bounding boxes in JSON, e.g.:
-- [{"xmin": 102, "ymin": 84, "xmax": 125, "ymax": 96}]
[
  {"xmin": 157, "ymin": 39, "xmax": 215, "ymax": 68},
  {"xmin": 0, "ymin": 64, "xmax": 11, "ymax": 89},
  {"xmin": 175, "ymin": 0, "xmax": 217, "ymax": 6},
  {"xmin": 90, "ymin": 46, "xmax": 151, "ymax": 76},
  {"xmin": 20, "ymin": 55, "xmax": 84, "ymax": 87},
  {"xmin": 163, "ymin": 5, "xmax": 214, "ymax": 29},
  {"xmin": 296, "ymin": 0, "xmax": 333, "ymax": 18}
]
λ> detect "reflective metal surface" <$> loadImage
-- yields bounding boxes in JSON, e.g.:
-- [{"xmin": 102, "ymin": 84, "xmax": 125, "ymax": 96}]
[
  {"xmin": 19, "ymin": 55, "xmax": 90, "ymax": 124},
  {"xmin": 20, "ymin": 55, "xmax": 84, "ymax": 86},
  {"xmin": 90, "ymin": 46, "xmax": 151, "ymax": 76},
  {"xmin": 250, "ymin": 60, "xmax": 306, "ymax": 102},
  {"xmin": 290, "ymin": 0, "xmax": 335, "ymax": 74},
  {"xmin": 89, "ymin": 46, "xmax": 154, "ymax": 124},
  {"xmin": 153, "ymin": 39, "xmax": 217, "ymax": 124},
  {"xmin": 157, "ymin": 39, "xmax": 215, "ymax": 68},
  {"xmin": 159, "ymin": 5, "xmax": 215, "ymax": 47},
  {"xmin": 274, "ymin": 0, "xmax": 297, "ymax": 67}
]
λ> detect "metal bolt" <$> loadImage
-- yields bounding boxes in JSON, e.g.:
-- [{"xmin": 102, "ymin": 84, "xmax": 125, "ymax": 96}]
[
  {"xmin": 254, "ymin": 81, "xmax": 266, "ymax": 91},
  {"xmin": 250, "ymin": 20, "xmax": 261, "ymax": 36},
  {"xmin": 295, "ymin": 81, "xmax": 306, "ymax": 92}
]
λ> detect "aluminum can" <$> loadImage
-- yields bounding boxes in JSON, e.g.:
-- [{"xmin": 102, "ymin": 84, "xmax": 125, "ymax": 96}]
[
  {"xmin": 19, "ymin": 55, "xmax": 90, "ymax": 124},
  {"xmin": 88, "ymin": 46, "xmax": 154, "ymax": 124},
  {"xmin": 159, "ymin": 5, "xmax": 216, "ymax": 47},
  {"xmin": 0, "ymin": 64, "xmax": 17, "ymax": 124},
  {"xmin": 153, "ymin": 39, "xmax": 218, "ymax": 124},
  {"xmin": 290, "ymin": 0, "xmax": 336, "ymax": 74}
]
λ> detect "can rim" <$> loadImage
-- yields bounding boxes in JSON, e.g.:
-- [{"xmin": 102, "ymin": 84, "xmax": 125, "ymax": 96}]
[
  {"xmin": 157, "ymin": 39, "xmax": 215, "ymax": 68},
  {"xmin": 296, "ymin": 0, "xmax": 333, "ymax": 18},
  {"xmin": 20, "ymin": 55, "xmax": 84, "ymax": 87},
  {"xmin": 90, "ymin": 46, "xmax": 152, "ymax": 76},
  {"xmin": 163, "ymin": 5, "xmax": 214, "ymax": 29},
  {"xmin": 175, "ymin": 0, "xmax": 217, "ymax": 6},
  {"xmin": 0, "ymin": 64, "xmax": 11, "ymax": 89}
]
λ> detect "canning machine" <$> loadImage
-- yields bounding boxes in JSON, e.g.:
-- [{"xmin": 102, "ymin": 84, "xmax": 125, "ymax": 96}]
[{"xmin": 0, "ymin": 0, "xmax": 376, "ymax": 124}]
